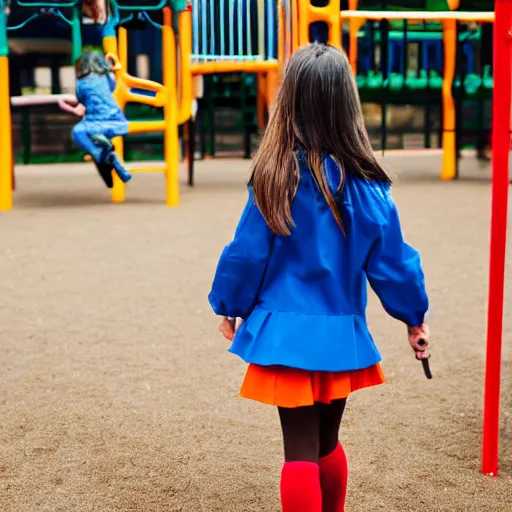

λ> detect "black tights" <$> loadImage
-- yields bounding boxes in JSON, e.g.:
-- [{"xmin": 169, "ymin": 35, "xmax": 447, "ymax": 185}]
[{"xmin": 278, "ymin": 399, "xmax": 347, "ymax": 463}]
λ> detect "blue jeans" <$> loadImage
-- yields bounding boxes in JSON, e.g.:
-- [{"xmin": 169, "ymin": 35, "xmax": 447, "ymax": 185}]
[{"xmin": 71, "ymin": 120, "xmax": 128, "ymax": 163}]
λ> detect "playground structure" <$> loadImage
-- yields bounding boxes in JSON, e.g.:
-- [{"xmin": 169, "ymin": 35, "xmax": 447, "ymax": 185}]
[
  {"xmin": 0, "ymin": 0, "xmax": 509, "ymax": 484},
  {"xmin": 0, "ymin": 1, "xmax": 500, "ymax": 208},
  {"xmin": 0, "ymin": 0, "xmax": 281, "ymax": 210}
]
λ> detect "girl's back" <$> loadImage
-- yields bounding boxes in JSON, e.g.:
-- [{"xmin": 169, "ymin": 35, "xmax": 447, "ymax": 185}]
[
  {"xmin": 209, "ymin": 43, "xmax": 428, "ymax": 373},
  {"xmin": 77, "ymin": 74, "xmax": 125, "ymax": 123},
  {"xmin": 210, "ymin": 152, "xmax": 427, "ymax": 372},
  {"xmin": 75, "ymin": 52, "xmax": 126, "ymax": 124},
  {"xmin": 260, "ymin": 152, "xmax": 387, "ymax": 316}
]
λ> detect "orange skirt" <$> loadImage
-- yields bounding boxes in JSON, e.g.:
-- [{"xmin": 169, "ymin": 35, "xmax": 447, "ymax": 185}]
[{"xmin": 240, "ymin": 363, "xmax": 385, "ymax": 408}]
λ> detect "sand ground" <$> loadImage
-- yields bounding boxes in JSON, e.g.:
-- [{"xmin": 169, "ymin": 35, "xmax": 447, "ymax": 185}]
[{"xmin": 1, "ymin": 152, "xmax": 511, "ymax": 511}]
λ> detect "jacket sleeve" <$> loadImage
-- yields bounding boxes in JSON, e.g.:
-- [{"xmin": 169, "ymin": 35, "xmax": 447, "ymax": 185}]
[
  {"xmin": 365, "ymin": 190, "xmax": 428, "ymax": 326},
  {"xmin": 208, "ymin": 188, "xmax": 274, "ymax": 319}
]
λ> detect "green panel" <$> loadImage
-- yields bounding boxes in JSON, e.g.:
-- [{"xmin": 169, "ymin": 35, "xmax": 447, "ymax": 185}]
[{"xmin": 0, "ymin": 3, "xmax": 8, "ymax": 57}]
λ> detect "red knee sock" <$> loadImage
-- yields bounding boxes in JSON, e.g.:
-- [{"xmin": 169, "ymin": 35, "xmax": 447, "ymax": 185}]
[
  {"xmin": 280, "ymin": 462, "xmax": 322, "ymax": 512},
  {"xmin": 319, "ymin": 443, "xmax": 348, "ymax": 512}
]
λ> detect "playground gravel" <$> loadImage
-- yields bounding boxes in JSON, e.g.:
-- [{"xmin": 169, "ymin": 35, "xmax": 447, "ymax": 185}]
[{"xmin": 0, "ymin": 153, "xmax": 511, "ymax": 511}]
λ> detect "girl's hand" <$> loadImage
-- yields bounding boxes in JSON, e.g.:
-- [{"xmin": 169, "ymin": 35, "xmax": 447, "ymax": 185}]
[
  {"xmin": 408, "ymin": 323, "xmax": 430, "ymax": 360},
  {"xmin": 219, "ymin": 317, "xmax": 242, "ymax": 341},
  {"xmin": 74, "ymin": 104, "xmax": 86, "ymax": 117},
  {"xmin": 59, "ymin": 99, "xmax": 85, "ymax": 117}
]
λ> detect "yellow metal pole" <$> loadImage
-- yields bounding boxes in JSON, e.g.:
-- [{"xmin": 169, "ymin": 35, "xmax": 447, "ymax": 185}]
[
  {"xmin": 177, "ymin": 8, "xmax": 192, "ymax": 125},
  {"xmin": 103, "ymin": 35, "xmax": 118, "ymax": 56},
  {"xmin": 297, "ymin": 0, "xmax": 341, "ymax": 48},
  {"xmin": 118, "ymin": 27, "xmax": 128, "ymax": 69},
  {"xmin": 103, "ymin": 33, "xmax": 125, "ymax": 202},
  {"xmin": 163, "ymin": 7, "xmax": 180, "ymax": 206},
  {"xmin": 0, "ymin": 55, "xmax": 12, "ymax": 210},
  {"xmin": 291, "ymin": 0, "xmax": 299, "ymax": 52},
  {"xmin": 326, "ymin": 0, "xmax": 341, "ymax": 48},
  {"xmin": 347, "ymin": 0, "xmax": 364, "ymax": 75},
  {"xmin": 265, "ymin": 69, "xmax": 279, "ymax": 107},
  {"xmin": 297, "ymin": 0, "xmax": 310, "ymax": 46},
  {"xmin": 112, "ymin": 28, "xmax": 128, "ymax": 202},
  {"xmin": 441, "ymin": 19, "xmax": 457, "ymax": 180}
]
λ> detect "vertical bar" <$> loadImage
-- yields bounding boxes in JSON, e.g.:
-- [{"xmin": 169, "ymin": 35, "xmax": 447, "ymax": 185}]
[
  {"xmin": 111, "ymin": 22, "xmax": 126, "ymax": 204},
  {"xmin": 482, "ymin": 0, "xmax": 512, "ymax": 478},
  {"xmin": 210, "ymin": 0, "xmax": 215, "ymax": 56},
  {"xmin": 201, "ymin": 0, "xmax": 207, "ymax": 57},
  {"xmin": 118, "ymin": 27, "xmax": 128, "ymax": 69},
  {"xmin": 279, "ymin": 0, "xmax": 288, "ymax": 63},
  {"xmin": 291, "ymin": 0, "xmax": 299, "ymax": 54},
  {"xmin": 258, "ymin": 0, "xmax": 265, "ymax": 59},
  {"xmin": 454, "ymin": 21, "xmax": 464, "ymax": 179},
  {"xmin": 71, "ymin": 6, "xmax": 82, "ymax": 64},
  {"xmin": 246, "ymin": 0, "xmax": 252, "ymax": 56},
  {"xmin": 441, "ymin": 19, "xmax": 457, "ymax": 180},
  {"xmin": 347, "ymin": 1, "xmax": 364, "ymax": 73},
  {"xmin": 238, "ymin": 0, "xmax": 243, "ymax": 56},
  {"xmin": 163, "ymin": 7, "xmax": 180, "ymax": 207},
  {"xmin": 229, "ymin": 0, "xmax": 235, "ymax": 56},
  {"xmin": 380, "ymin": 18, "xmax": 389, "ymax": 153},
  {"xmin": 266, "ymin": 0, "xmax": 274, "ymax": 59},
  {"xmin": 192, "ymin": 0, "xmax": 199, "ymax": 56},
  {"xmin": 177, "ymin": 8, "xmax": 193, "ymax": 125},
  {"xmin": 220, "ymin": 0, "xmax": 225, "ymax": 56},
  {"xmin": 0, "ymin": 2, "xmax": 12, "ymax": 210}
]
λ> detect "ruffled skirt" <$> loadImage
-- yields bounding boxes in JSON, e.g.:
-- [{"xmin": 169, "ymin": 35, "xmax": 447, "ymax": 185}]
[{"xmin": 240, "ymin": 363, "xmax": 385, "ymax": 408}]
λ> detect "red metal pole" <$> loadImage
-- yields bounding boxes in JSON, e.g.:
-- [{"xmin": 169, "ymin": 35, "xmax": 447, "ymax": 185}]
[{"xmin": 482, "ymin": 0, "xmax": 512, "ymax": 477}]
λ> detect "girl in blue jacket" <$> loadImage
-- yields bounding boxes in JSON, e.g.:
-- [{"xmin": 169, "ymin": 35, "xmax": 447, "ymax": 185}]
[{"xmin": 209, "ymin": 43, "xmax": 430, "ymax": 512}]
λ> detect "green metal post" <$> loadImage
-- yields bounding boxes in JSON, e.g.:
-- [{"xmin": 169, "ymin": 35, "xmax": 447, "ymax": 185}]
[
  {"xmin": 71, "ymin": 5, "xmax": 82, "ymax": 63},
  {"xmin": 0, "ymin": 2, "xmax": 8, "ymax": 58}
]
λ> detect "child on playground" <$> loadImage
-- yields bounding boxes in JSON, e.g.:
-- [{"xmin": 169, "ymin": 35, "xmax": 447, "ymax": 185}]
[
  {"xmin": 59, "ymin": 50, "xmax": 131, "ymax": 188},
  {"xmin": 209, "ymin": 43, "xmax": 430, "ymax": 512}
]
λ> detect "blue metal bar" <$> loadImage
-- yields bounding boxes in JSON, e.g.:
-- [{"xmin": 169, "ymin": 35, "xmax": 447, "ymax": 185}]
[
  {"xmin": 266, "ymin": 0, "xmax": 275, "ymax": 59},
  {"xmin": 229, "ymin": 0, "xmax": 235, "ymax": 56},
  {"xmin": 237, "ymin": 0, "xmax": 243, "ymax": 56},
  {"xmin": 45, "ymin": 7, "xmax": 74, "ymax": 25},
  {"xmin": 114, "ymin": 0, "xmax": 169, "ymax": 12},
  {"xmin": 141, "ymin": 11, "xmax": 164, "ymax": 30},
  {"xmin": 201, "ymin": 0, "xmax": 207, "ymax": 59},
  {"xmin": 120, "ymin": 13, "xmax": 134, "ymax": 25},
  {"xmin": 191, "ymin": 54, "xmax": 264, "ymax": 61},
  {"xmin": 16, "ymin": 1, "xmax": 78, "ymax": 6},
  {"xmin": 220, "ymin": 0, "xmax": 225, "ymax": 56},
  {"xmin": 192, "ymin": 0, "xmax": 199, "ymax": 57},
  {"xmin": 246, "ymin": 0, "xmax": 252, "ymax": 56},
  {"xmin": 6, "ymin": 13, "xmax": 42, "ymax": 31},
  {"xmin": 209, "ymin": 0, "xmax": 215, "ymax": 56}
]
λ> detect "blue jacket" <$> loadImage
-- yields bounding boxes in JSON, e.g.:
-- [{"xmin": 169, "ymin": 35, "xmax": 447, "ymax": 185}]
[{"xmin": 209, "ymin": 154, "xmax": 428, "ymax": 372}]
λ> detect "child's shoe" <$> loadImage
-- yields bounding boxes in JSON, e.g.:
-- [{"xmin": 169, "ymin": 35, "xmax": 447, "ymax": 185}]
[
  {"xmin": 93, "ymin": 160, "xmax": 114, "ymax": 188},
  {"xmin": 105, "ymin": 151, "xmax": 132, "ymax": 183}
]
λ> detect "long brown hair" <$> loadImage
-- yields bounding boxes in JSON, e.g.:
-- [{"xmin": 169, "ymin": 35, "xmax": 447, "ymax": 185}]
[{"xmin": 249, "ymin": 43, "xmax": 391, "ymax": 236}]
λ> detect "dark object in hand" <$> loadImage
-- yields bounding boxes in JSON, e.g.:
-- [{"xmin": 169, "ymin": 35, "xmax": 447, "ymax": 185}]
[{"xmin": 418, "ymin": 339, "xmax": 432, "ymax": 380}]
